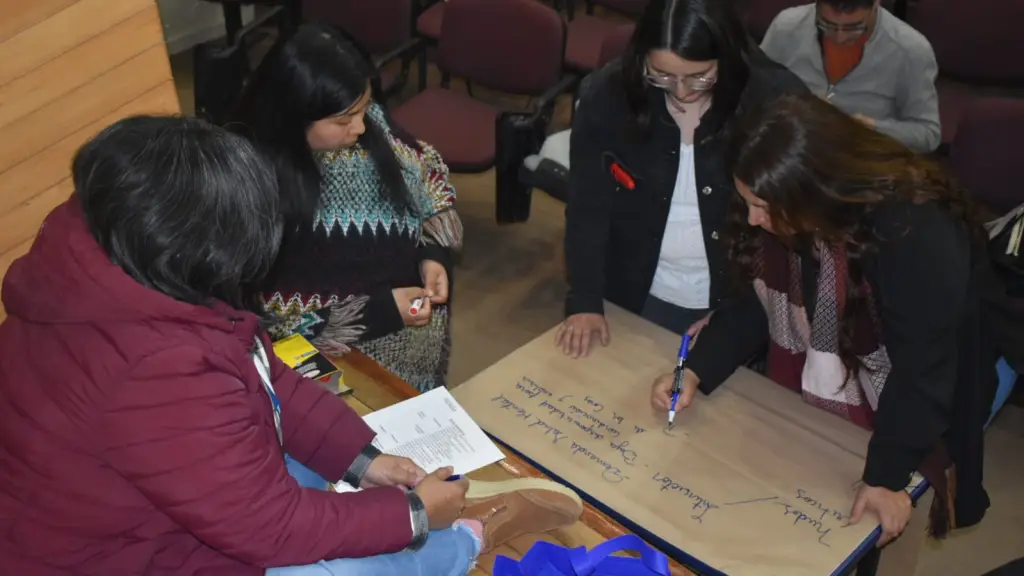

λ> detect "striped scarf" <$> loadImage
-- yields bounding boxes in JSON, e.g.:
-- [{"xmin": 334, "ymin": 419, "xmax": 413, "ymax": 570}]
[
  {"xmin": 752, "ymin": 233, "xmax": 890, "ymax": 428},
  {"xmin": 752, "ymin": 231, "xmax": 958, "ymax": 537}
]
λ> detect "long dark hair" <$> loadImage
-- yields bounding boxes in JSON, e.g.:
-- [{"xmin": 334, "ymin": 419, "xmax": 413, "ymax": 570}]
[
  {"xmin": 74, "ymin": 115, "xmax": 282, "ymax": 312},
  {"xmin": 227, "ymin": 22, "xmax": 418, "ymax": 231},
  {"xmin": 728, "ymin": 93, "xmax": 981, "ymax": 375},
  {"xmin": 623, "ymin": 0, "xmax": 753, "ymax": 136}
]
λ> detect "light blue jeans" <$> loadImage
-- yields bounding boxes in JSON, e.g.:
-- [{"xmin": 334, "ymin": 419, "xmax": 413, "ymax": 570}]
[{"xmin": 266, "ymin": 456, "xmax": 481, "ymax": 576}]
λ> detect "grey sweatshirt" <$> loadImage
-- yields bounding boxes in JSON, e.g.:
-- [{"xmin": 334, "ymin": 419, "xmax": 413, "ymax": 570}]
[{"xmin": 761, "ymin": 5, "xmax": 941, "ymax": 153}]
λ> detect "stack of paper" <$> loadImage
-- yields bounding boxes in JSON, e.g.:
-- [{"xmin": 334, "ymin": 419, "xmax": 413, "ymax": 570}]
[{"xmin": 333, "ymin": 387, "xmax": 505, "ymax": 493}]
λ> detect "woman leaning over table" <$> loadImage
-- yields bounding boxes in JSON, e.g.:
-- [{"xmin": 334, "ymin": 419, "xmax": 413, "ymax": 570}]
[
  {"xmin": 229, "ymin": 23, "xmax": 462, "ymax": 392},
  {"xmin": 556, "ymin": 0, "xmax": 807, "ymax": 358},
  {"xmin": 651, "ymin": 93, "xmax": 994, "ymax": 546}
]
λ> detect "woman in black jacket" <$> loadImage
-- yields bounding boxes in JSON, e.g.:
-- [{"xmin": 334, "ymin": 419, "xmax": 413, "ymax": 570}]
[
  {"xmin": 652, "ymin": 93, "xmax": 992, "ymax": 547},
  {"xmin": 557, "ymin": 0, "xmax": 806, "ymax": 358}
]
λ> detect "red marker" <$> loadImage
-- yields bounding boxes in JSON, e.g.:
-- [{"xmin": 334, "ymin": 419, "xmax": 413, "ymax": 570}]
[
  {"xmin": 409, "ymin": 297, "xmax": 424, "ymax": 316},
  {"xmin": 610, "ymin": 162, "xmax": 636, "ymax": 190}
]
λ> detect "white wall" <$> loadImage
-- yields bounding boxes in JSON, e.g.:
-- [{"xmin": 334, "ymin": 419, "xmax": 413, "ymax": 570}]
[{"xmin": 157, "ymin": 0, "xmax": 254, "ymax": 54}]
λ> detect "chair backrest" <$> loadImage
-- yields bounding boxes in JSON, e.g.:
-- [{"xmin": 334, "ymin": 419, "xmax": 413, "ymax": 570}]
[
  {"xmin": 908, "ymin": 0, "xmax": 1024, "ymax": 84},
  {"xmin": 437, "ymin": 0, "xmax": 565, "ymax": 96},
  {"xmin": 949, "ymin": 98, "xmax": 1024, "ymax": 214},
  {"xmin": 301, "ymin": 0, "xmax": 413, "ymax": 55},
  {"xmin": 598, "ymin": 23, "xmax": 635, "ymax": 69}
]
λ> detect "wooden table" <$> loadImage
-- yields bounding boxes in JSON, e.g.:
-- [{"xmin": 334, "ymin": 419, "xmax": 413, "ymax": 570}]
[
  {"xmin": 331, "ymin": 350, "xmax": 694, "ymax": 576},
  {"xmin": 444, "ymin": 305, "xmax": 933, "ymax": 576}
]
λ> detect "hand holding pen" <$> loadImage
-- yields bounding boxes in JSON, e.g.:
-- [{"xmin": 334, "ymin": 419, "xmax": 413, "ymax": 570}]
[
  {"xmin": 668, "ymin": 333, "xmax": 691, "ymax": 428},
  {"xmin": 394, "ymin": 287, "xmax": 431, "ymax": 327},
  {"xmin": 650, "ymin": 334, "xmax": 699, "ymax": 424}
]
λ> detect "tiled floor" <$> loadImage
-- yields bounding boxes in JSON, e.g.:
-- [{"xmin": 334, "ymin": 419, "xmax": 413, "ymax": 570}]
[{"xmin": 171, "ymin": 41, "xmax": 1023, "ymax": 575}]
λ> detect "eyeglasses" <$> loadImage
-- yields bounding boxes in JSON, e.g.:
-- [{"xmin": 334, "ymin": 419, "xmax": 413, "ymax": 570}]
[
  {"xmin": 643, "ymin": 62, "xmax": 717, "ymax": 93},
  {"xmin": 815, "ymin": 5, "xmax": 875, "ymax": 37}
]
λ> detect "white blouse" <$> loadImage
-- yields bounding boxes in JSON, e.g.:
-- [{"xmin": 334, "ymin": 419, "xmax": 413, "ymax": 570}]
[{"xmin": 647, "ymin": 142, "xmax": 711, "ymax": 309}]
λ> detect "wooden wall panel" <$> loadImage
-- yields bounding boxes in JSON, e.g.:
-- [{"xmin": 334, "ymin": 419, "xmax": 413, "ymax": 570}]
[
  {"xmin": 0, "ymin": 0, "xmax": 78, "ymax": 43},
  {"xmin": 0, "ymin": 0, "xmax": 151, "ymax": 85},
  {"xmin": 0, "ymin": 0, "xmax": 180, "ymax": 320},
  {"xmin": 0, "ymin": 82, "xmax": 179, "ymax": 217},
  {"xmin": 0, "ymin": 9, "xmax": 164, "ymax": 128}
]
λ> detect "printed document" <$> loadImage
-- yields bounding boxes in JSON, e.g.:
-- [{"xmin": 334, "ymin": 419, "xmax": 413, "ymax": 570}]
[{"xmin": 333, "ymin": 387, "xmax": 504, "ymax": 492}]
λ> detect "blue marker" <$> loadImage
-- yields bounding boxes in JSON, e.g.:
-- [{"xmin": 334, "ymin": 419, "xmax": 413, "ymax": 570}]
[
  {"xmin": 446, "ymin": 474, "xmax": 463, "ymax": 482},
  {"xmin": 668, "ymin": 333, "xmax": 692, "ymax": 428}
]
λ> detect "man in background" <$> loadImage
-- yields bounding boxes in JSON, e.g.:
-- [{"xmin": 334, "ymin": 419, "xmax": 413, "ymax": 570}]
[{"xmin": 760, "ymin": 0, "xmax": 941, "ymax": 153}]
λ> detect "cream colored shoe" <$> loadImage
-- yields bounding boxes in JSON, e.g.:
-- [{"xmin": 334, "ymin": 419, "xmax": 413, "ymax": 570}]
[{"xmin": 462, "ymin": 478, "xmax": 584, "ymax": 553}]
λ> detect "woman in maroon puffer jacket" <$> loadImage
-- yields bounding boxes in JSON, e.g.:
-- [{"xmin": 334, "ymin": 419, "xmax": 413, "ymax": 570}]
[{"xmin": 0, "ymin": 116, "xmax": 475, "ymax": 575}]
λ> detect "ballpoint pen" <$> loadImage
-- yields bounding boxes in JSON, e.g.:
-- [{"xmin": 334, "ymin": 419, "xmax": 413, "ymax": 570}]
[{"xmin": 668, "ymin": 333, "xmax": 692, "ymax": 428}]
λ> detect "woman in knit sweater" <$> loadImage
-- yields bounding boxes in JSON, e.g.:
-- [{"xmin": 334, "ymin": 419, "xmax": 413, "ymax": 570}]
[{"xmin": 230, "ymin": 23, "xmax": 462, "ymax": 391}]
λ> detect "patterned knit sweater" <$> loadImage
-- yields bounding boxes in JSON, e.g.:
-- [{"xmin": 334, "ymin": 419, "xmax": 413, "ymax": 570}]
[{"xmin": 263, "ymin": 103, "xmax": 462, "ymax": 391}]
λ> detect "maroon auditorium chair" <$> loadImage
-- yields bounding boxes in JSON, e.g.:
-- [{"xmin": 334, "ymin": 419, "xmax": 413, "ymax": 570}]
[
  {"xmin": 563, "ymin": 0, "xmax": 644, "ymax": 72},
  {"xmin": 566, "ymin": 17, "xmax": 635, "ymax": 72},
  {"xmin": 416, "ymin": 0, "xmax": 446, "ymax": 41},
  {"xmin": 413, "ymin": 1, "xmax": 446, "ymax": 90},
  {"xmin": 417, "ymin": 0, "xmax": 572, "ymax": 41},
  {"xmin": 416, "ymin": 0, "xmax": 570, "ymax": 90},
  {"xmin": 302, "ymin": 0, "xmax": 421, "ymax": 99},
  {"xmin": 949, "ymin": 98, "xmax": 1024, "ymax": 215},
  {"xmin": 569, "ymin": 22, "xmax": 633, "ymax": 118},
  {"xmin": 392, "ymin": 0, "xmax": 575, "ymax": 222},
  {"xmin": 907, "ymin": 0, "xmax": 1024, "ymax": 149},
  {"xmin": 598, "ymin": 21, "xmax": 635, "ymax": 66}
]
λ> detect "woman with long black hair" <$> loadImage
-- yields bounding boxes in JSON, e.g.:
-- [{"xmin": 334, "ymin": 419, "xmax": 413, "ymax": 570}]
[
  {"xmin": 0, "ymin": 115, "xmax": 581, "ymax": 575},
  {"xmin": 229, "ymin": 23, "xmax": 462, "ymax": 391},
  {"xmin": 557, "ymin": 0, "xmax": 806, "ymax": 358},
  {"xmin": 651, "ymin": 92, "xmax": 992, "ymax": 547}
]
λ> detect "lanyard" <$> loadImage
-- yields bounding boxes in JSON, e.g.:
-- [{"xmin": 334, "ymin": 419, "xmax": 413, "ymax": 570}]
[{"xmin": 252, "ymin": 337, "xmax": 283, "ymax": 446}]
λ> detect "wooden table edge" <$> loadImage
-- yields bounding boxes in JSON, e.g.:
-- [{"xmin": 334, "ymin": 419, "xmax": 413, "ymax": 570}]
[{"xmin": 335, "ymin": 350, "xmax": 693, "ymax": 574}]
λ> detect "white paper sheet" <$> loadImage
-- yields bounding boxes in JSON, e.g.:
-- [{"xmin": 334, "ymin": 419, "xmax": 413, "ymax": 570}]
[{"xmin": 333, "ymin": 388, "xmax": 504, "ymax": 493}]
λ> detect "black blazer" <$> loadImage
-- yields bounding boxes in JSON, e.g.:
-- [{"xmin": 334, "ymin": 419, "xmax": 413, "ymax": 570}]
[{"xmin": 564, "ymin": 50, "xmax": 807, "ymax": 317}]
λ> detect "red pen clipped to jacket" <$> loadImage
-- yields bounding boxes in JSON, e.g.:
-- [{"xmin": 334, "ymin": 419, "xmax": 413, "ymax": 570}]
[{"xmin": 610, "ymin": 161, "xmax": 636, "ymax": 190}]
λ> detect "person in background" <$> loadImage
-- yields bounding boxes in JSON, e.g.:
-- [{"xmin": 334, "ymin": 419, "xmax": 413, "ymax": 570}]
[
  {"xmin": 558, "ymin": 0, "xmax": 806, "ymax": 358},
  {"xmin": 651, "ymin": 93, "xmax": 991, "ymax": 546},
  {"xmin": 760, "ymin": 0, "xmax": 941, "ymax": 153},
  {"xmin": 0, "ymin": 116, "xmax": 478, "ymax": 574},
  {"xmin": 229, "ymin": 23, "xmax": 462, "ymax": 391}
]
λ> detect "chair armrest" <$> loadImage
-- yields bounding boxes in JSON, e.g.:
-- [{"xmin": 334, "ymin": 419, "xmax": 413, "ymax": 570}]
[
  {"xmin": 538, "ymin": 75, "xmax": 579, "ymax": 109},
  {"xmin": 523, "ymin": 74, "xmax": 579, "ymax": 124},
  {"xmin": 373, "ymin": 37, "xmax": 425, "ymax": 69}
]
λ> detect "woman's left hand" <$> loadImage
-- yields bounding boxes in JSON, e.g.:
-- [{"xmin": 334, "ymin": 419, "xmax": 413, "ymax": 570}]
[
  {"xmin": 849, "ymin": 484, "xmax": 912, "ymax": 546},
  {"xmin": 420, "ymin": 260, "xmax": 449, "ymax": 304},
  {"xmin": 361, "ymin": 455, "xmax": 427, "ymax": 489}
]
